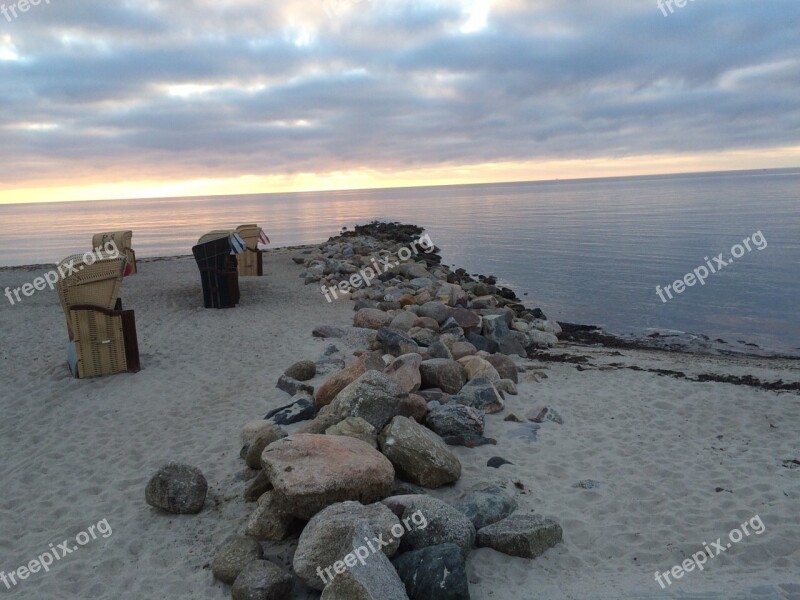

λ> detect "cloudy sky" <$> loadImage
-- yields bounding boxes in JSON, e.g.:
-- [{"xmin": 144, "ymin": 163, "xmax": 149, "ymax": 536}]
[{"xmin": 1, "ymin": 0, "xmax": 798, "ymax": 203}]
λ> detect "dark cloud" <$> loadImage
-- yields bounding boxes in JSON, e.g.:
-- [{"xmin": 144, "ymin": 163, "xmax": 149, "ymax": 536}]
[{"xmin": 0, "ymin": 0, "xmax": 798, "ymax": 184}]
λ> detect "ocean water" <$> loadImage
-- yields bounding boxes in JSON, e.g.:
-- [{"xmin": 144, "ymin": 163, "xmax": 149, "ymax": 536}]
[{"xmin": 1, "ymin": 169, "xmax": 798, "ymax": 353}]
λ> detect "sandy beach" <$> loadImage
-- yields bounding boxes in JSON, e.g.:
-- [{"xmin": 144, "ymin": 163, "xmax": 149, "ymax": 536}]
[{"xmin": 1, "ymin": 242, "xmax": 799, "ymax": 600}]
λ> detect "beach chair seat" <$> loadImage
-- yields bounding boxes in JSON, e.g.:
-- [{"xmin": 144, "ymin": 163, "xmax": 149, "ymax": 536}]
[
  {"xmin": 235, "ymin": 224, "xmax": 270, "ymax": 277},
  {"xmin": 56, "ymin": 252, "xmax": 141, "ymax": 378},
  {"xmin": 92, "ymin": 231, "xmax": 137, "ymax": 274},
  {"xmin": 192, "ymin": 233, "xmax": 242, "ymax": 309}
]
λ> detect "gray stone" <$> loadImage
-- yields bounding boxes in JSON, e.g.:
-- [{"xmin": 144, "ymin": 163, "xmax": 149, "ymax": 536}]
[
  {"xmin": 245, "ymin": 491, "xmax": 295, "ymax": 541},
  {"xmin": 326, "ymin": 370, "xmax": 408, "ymax": 430},
  {"xmin": 451, "ymin": 377, "xmax": 504, "ymax": 414},
  {"xmin": 212, "ymin": 537, "xmax": 264, "ymax": 584},
  {"xmin": 476, "ymin": 514, "xmax": 562, "ymax": 559},
  {"xmin": 408, "ymin": 327, "xmax": 438, "ymax": 347},
  {"xmin": 326, "ymin": 416, "xmax": 378, "ymax": 448},
  {"xmin": 294, "ymin": 501, "xmax": 402, "ymax": 590},
  {"xmin": 389, "ymin": 311, "xmax": 418, "ymax": 332},
  {"xmin": 265, "ymin": 393, "xmax": 315, "ymax": 425},
  {"xmin": 145, "ymin": 463, "xmax": 208, "ymax": 515},
  {"xmin": 379, "ymin": 416, "xmax": 461, "ymax": 488},
  {"xmin": 377, "ymin": 327, "xmax": 420, "ymax": 357},
  {"xmin": 231, "ymin": 560, "xmax": 293, "ymax": 600},
  {"xmin": 482, "ymin": 353, "xmax": 518, "ymax": 383},
  {"xmin": 243, "ymin": 471, "xmax": 271, "ymax": 502},
  {"xmin": 382, "ymin": 494, "xmax": 475, "ymax": 553},
  {"xmin": 354, "ymin": 308, "xmax": 394, "ymax": 330},
  {"xmin": 427, "ymin": 340, "xmax": 453, "ymax": 360},
  {"xmin": 419, "ymin": 359, "xmax": 466, "ymax": 395},
  {"xmin": 418, "ymin": 301, "xmax": 450, "ymax": 324},
  {"xmin": 453, "ymin": 486, "xmax": 518, "ymax": 530},
  {"xmin": 383, "ymin": 353, "xmax": 422, "ymax": 394},
  {"xmin": 425, "ymin": 404, "xmax": 485, "ymax": 438},
  {"xmin": 496, "ymin": 379, "xmax": 518, "ymax": 395},
  {"xmin": 245, "ymin": 424, "xmax": 287, "ymax": 469},
  {"xmin": 392, "ymin": 544, "xmax": 470, "ymax": 600},
  {"xmin": 276, "ymin": 374, "xmax": 314, "ymax": 397}
]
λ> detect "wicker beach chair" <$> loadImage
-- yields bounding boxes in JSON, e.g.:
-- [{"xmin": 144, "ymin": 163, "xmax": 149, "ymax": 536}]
[
  {"xmin": 92, "ymin": 231, "xmax": 137, "ymax": 274},
  {"xmin": 235, "ymin": 224, "xmax": 269, "ymax": 277},
  {"xmin": 55, "ymin": 252, "xmax": 141, "ymax": 378},
  {"xmin": 192, "ymin": 233, "xmax": 241, "ymax": 309}
]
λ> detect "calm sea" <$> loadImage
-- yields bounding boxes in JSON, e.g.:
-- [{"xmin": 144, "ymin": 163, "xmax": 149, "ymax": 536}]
[{"xmin": 1, "ymin": 169, "xmax": 798, "ymax": 353}]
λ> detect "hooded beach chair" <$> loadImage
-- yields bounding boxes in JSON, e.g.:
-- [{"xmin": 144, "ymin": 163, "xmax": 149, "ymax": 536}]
[
  {"xmin": 92, "ymin": 230, "xmax": 137, "ymax": 275},
  {"xmin": 55, "ymin": 252, "xmax": 141, "ymax": 378},
  {"xmin": 235, "ymin": 224, "xmax": 270, "ymax": 277},
  {"xmin": 192, "ymin": 232, "xmax": 245, "ymax": 309}
]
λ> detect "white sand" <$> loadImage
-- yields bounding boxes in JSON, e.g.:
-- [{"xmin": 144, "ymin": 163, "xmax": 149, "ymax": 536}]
[{"xmin": 0, "ymin": 249, "xmax": 798, "ymax": 599}]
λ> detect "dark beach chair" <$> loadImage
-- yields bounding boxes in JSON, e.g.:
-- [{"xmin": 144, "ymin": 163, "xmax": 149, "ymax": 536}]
[{"xmin": 192, "ymin": 233, "xmax": 241, "ymax": 309}]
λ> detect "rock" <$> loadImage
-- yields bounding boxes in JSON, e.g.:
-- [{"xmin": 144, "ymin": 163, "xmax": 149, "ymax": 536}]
[
  {"xmin": 438, "ymin": 318, "xmax": 463, "ymax": 337},
  {"xmin": 326, "ymin": 416, "xmax": 378, "ymax": 448},
  {"xmin": 425, "ymin": 404, "xmax": 484, "ymax": 438},
  {"xmin": 495, "ymin": 379, "xmax": 517, "ymax": 395},
  {"xmin": 325, "ymin": 370, "xmax": 408, "ymax": 430},
  {"xmin": 241, "ymin": 419, "xmax": 285, "ymax": 447},
  {"xmin": 453, "ymin": 486, "xmax": 518, "ymax": 529},
  {"xmin": 465, "ymin": 332, "xmax": 499, "ymax": 354},
  {"xmin": 476, "ymin": 514, "xmax": 562, "ymax": 559},
  {"xmin": 212, "ymin": 537, "xmax": 264, "ymax": 584},
  {"xmin": 472, "ymin": 295, "xmax": 499, "ymax": 309},
  {"xmin": 377, "ymin": 327, "xmax": 420, "ymax": 357},
  {"xmin": 245, "ymin": 491, "xmax": 296, "ymax": 541},
  {"xmin": 408, "ymin": 327, "xmax": 438, "ymax": 347},
  {"xmin": 245, "ymin": 424, "xmax": 287, "ymax": 469},
  {"xmin": 486, "ymin": 456, "xmax": 513, "ymax": 468},
  {"xmin": 481, "ymin": 353, "xmax": 518, "ymax": 383},
  {"xmin": 528, "ymin": 407, "xmax": 564, "ymax": 425},
  {"xmin": 145, "ymin": 463, "xmax": 208, "ymax": 515},
  {"xmin": 231, "ymin": 560, "xmax": 293, "ymax": 600},
  {"xmin": 342, "ymin": 327, "xmax": 379, "ymax": 349},
  {"xmin": 417, "ymin": 301, "xmax": 450, "ymax": 324},
  {"xmin": 355, "ymin": 308, "xmax": 394, "ymax": 330},
  {"xmin": 399, "ymin": 393, "xmax": 428, "ymax": 423},
  {"xmin": 265, "ymin": 393, "xmax": 316, "ymax": 425},
  {"xmin": 319, "ymin": 520, "xmax": 410, "ymax": 600},
  {"xmin": 451, "ymin": 307, "xmax": 481, "ymax": 332},
  {"xmin": 261, "ymin": 434, "xmax": 394, "ymax": 519},
  {"xmin": 481, "ymin": 315, "xmax": 509, "ymax": 340},
  {"xmin": 458, "ymin": 356, "xmax": 501, "ymax": 383},
  {"xmin": 389, "ymin": 311, "xmax": 417, "ymax": 332},
  {"xmin": 316, "ymin": 355, "xmax": 366, "ymax": 409},
  {"xmin": 450, "ymin": 341, "xmax": 477, "ymax": 360},
  {"xmin": 497, "ymin": 332, "xmax": 527, "ymax": 358},
  {"xmin": 276, "ymin": 374, "xmax": 314, "ymax": 397},
  {"xmin": 392, "ymin": 544, "xmax": 470, "ymax": 600},
  {"xmin": 382, "ymin": 495, "xmax": 475, "ymax": 553},
  {"xmin": 314, "ymin": 325, "xmax": 346, "ymax": 338},
  {"xmin": 527, "ymin": 330, "xmax": 559, "ymax": 348},
  {"xmin": 419, "ymin": 359, "xmax": 466, "ymax": 395},
  {"xmin": 427, "ymin": 340, "xmax": 453, "ymax": 360},
  {"xmin": 451, "ymin": 377, "xmax": 504, "ymax": 414},
  {"xmin": 383, "ymin": 353, "xmax": 422, "ymax": 394},
  {"xmin": 417, "ymin": 388, "xmax": 450, "ymax": 405},
  {"xmin": 379, "ymin": 416, "xmax": 461, "ymax": 488},
  {"xmin": 285, "ymin": 360, "xmax": 316, "ymax": 381},
  {"xmin": 244, "ymin": 471, "xmax": 271, "ymax": 502},
  {"xmin": 294, "ymin": 501, "xmax": 402, "ymax": 590},
  {"xmin": 412, "ymin": 316, "xmax": 439, "ymax": 331},
  {"xmin": 399, "ymin": 293, "xmax": 417, "ymax": 307},
  {"xmin": 503, "ymin": 413, "xmax": 524, "ymax": 422}
]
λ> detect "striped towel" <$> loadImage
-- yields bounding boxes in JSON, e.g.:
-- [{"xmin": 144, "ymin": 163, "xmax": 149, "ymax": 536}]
[
  {"xmin": 229, "ymin": 232, "xmax": 247, "ymax": 255},
  {"xmin": 259, "ymin": 229, "xmax": 270, "ymax": 245}
]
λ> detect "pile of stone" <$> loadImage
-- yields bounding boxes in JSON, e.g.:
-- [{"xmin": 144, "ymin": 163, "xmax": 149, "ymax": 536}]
[{"xmin": 145, "ymin": 223, "xmax": 565, "ymax": 600}]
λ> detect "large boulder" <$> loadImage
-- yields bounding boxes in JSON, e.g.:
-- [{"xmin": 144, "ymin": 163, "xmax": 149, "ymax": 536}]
[
  {"xmin": 476, "ymin": 514, "xmax": 562, "ymax": 558},
  {"xmin": 425, "ymin": 404, "xmax": 485, "ymax": 438},
  {"xmin": 355, "ymin": 308, "xmax": 393, "ymax": 330},
  {"xmin": 231, "ymin": 560, "xmax": 293, "ymax": 600},
  {"xmin": 212, "ymin": 537, "xmax": 264, "ymax": 584},
  {"xmin": 320, "ymin": 520, "xmax": 410, "ymax": 600},
  {"xmin": 453, "ymin": 485, "xmax": 518, "ymax": 530},
  {"xmin": 383, "ymin": 353, "xmax": 422, "ymax": 394},
  {"xmin": 457, "ymin": 356, "xmax": 501, "ymax": 383},
  {"xmin": 145, "ymin": 463, "xmax": 208, "ymax": 515},
  {"xmin": 261, "ymin": 434, "xmax": 394, "ymax": 519},
  {"xmin": 451, "ymin": 307, "xmax": 481, "ymax": 333},
  {"xmin": 376, "ymin": 327, "xmax": 420, "ymax": 357},
  {"xmin": 382, "ymin": 494, "xmax": 475, "ymax": 553},
  {"xmin": 481, "ymin": 353, "xmax": 518, "ymax": 383},
  {"xmin": 326, "ymin": 416, "xmax": 378, "ymax": 448},
  {"xmin": 245, "ymin": 425, "xmax": 287, "ymax": 469},
  {"xmin": 451, "ymin": 377, "xmax": 504, "ymax": 414},
  {"xmin": 378, "ymin": 416, "xmax": 461, "ymax": 488},
  {"xmin": 389, "ymin": 311, "xmax": 418, "ymax": 332},
  {"xmin": 418, "ymin": 301, "xmax": 450, "ymax": 324},
  {"xmin": 294, "ymin": 501, "xmax": 402, "ymax": 590},
  {"xmin": 245, "ymin": 491, "xmax": 296, "ymax": 541},
  {"xmin": 392, "ymin": 544, "xmax": 471, "ymax": 600},
  {"xmin": 324, "ymin": 370, "xmax": 408, "ymax": 430},
  {"xmin": 419, "ymin": 359, "xmax": 466, "ymax": 395},
  {"xmin": 450, "ymin": 341, "xmax": 477, "ymax": 360},
  {"xmin": 315, "ymin": 355, "xmax": 367, "ymax": 409}
]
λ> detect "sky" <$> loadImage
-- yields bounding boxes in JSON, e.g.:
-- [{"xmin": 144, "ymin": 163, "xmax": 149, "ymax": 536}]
[{"xmin": 0, "ymin": 0, "xmax": 798, "ymax": 204}]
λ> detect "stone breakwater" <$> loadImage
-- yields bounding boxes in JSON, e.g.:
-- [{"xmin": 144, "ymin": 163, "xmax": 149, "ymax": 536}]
[{"xmin": 145, "ymin": 222, "xmax": 567, "ymax": 600}]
